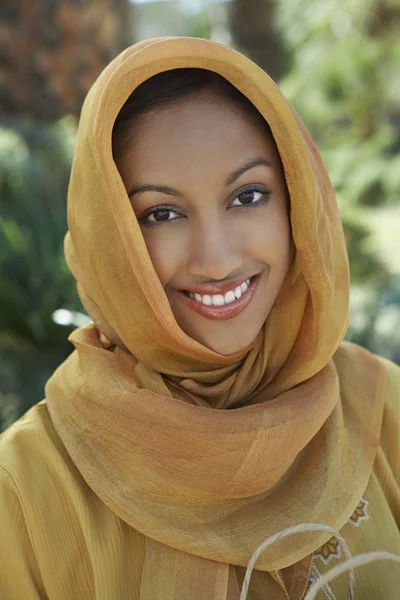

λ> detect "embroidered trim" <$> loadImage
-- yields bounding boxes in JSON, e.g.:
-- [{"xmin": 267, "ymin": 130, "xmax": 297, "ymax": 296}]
[
  {"xmin": 308, "ymin": 565, "xmax": 337, "ymax": 599},
  {"xmin": 313, "ymin": 497, "xmax": 369, "ymax": 566},
  {"xmin": 348, "ymin": 498, "xmax": 369, "ymax": 527},
  {"xmin": 314, "ymin": 537, "xmax": 342, "ymax": 565}
]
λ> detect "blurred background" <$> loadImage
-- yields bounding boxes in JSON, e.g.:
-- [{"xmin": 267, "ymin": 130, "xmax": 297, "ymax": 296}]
[{"xmin": 1, "ymin": 0, "xmax": 400, "ymax": 431}]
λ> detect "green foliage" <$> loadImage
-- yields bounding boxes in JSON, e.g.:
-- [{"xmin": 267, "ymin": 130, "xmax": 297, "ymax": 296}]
[
  {"xmin": 0, "ymin": 118, "xmax": 81, "ymax": 430},
  {"xmin": 276, "ymin": 0, "xmax": 400, "ymax": 357},
  {"xmin": 187, "ymin": 9, "xmax": 213, "ymax": 39},
  {"xmin": 277, "ymin": 0, "xmax": 400, "ymax": 208}
]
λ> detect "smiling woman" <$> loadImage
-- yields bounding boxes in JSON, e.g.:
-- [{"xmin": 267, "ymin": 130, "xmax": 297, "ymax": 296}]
[
  {"xmin": 112, "ymin": 69, "xmax": 291, "ymax": 354},
  {"xmin": 0, "ymin": 37, "xmax": 400, "ymax": 600}
]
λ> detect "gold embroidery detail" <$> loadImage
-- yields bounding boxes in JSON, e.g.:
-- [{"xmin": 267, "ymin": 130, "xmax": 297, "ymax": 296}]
[
  {"xmin": 315, "ymin": 537, "xmax": 342, "ymax": 565},
  {"xmin": 313, "ymin": 498, "xmax": 369, "ymax": 569},
  {"xmin": 348, "ymin": 498, "xmax": 369, "ymax": 527}
]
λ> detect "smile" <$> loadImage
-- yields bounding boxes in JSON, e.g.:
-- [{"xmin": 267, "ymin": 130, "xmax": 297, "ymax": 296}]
[{"xmin": 179, "ymin": 275, "xmax": 259, "ymax": 320}]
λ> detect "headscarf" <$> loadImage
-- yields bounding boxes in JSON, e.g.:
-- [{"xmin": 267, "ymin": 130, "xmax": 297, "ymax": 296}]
[{"xmin": 45, "ymin": 37, "xmax": 386, "ymax": 599}]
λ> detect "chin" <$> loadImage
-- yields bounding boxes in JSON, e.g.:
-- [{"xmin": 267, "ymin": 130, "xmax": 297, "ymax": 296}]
[
  {"xmin": 189, "ymin": 327, "xmax": 261, "ymax": 356},
  {"xmin": 206, "ymin": 341, "xmax": 248, "ymax": 356}
]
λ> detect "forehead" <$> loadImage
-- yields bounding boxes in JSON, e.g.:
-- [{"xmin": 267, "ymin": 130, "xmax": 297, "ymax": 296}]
[{"xmin": 122, "ymin": 91, "xmax": 280, "ymax": 174}]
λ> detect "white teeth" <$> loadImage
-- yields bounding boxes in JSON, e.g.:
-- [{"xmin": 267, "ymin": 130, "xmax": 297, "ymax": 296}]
[
  {"xmin": 212, "ymin": 294, "xmax": 225, "ymax": 306},
  {"xmin": 234, "ymin": 286, "xmax": 242, "ymax": 299},
  {"xmin": 224, "ymin": 290, "xmax": 236, "ymax": 304},
  {"xmin": 186, "ymin": 278, "xmax": 253, "ymax": 306}
]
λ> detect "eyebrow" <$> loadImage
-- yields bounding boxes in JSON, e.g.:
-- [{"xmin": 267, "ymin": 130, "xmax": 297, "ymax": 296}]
[
  {"xmin": 128, "ymin": 183, "xmax": 182, "ymax": 199},
  {"xmin": 128, "ymin": 157, "xmax": 272, "ymax": 199},
  {"xmin": 225, "ymin": 157, "xmax": 273, "ymax": 186}
]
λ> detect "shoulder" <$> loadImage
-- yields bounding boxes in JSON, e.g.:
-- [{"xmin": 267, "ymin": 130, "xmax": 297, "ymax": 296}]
[
  {"xmin": 1, "ymin": 400, "xmax": 57, "ymax": 458},
  {"xmin": 334, "ymin": 340, "xmax": 400, "ymax": 417},
  {"xmin": 335, "ymin": 341, "xmax": 400, "ymax": 414},
  {"xmin": 332, "ymin": 341, "xmax": 390, "ymax": 432},
  {"xmin": 373, "ymin": 354, "xmax": 400, "ymax": 482},
  {"xmin": 0, "ymin": 402, "xmax": 59, "ymax": 597},
  {"xmin": 0, "ymin": 400, "xmax": 95, "ymax": 537},
  {"xmin": 335, "ymin": 341, "xmax": 400, "ymax": 484},
  {"xmin": 334, "ymin": 341, "xmax": 399, "ymax": 451},
  {"xmin": 334, "ymin": 341, "xmax": 400, "ymax": 406},
  {"xmin": 334, "ymin": 340, "xmax": 391, "ymax": 379},
  {"xmin": 0, "ymin": 402, "xmax": 98, "ymax": 596},
  {"xmin": 0, "ymin": 400, "xmax": 80, "ymax": 491},
  {"xmin": 375, "ymin": 352, "xmax": 400, "ymax": 411},
  {"xmin": 0, "ymin": 403, "xmax": 146, "ymax": 598}
]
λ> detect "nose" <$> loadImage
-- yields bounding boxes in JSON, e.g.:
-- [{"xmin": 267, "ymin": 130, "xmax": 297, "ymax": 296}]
[{"xmin": 186, "ymin": 218, "xmax": 242, "ymax": 281}]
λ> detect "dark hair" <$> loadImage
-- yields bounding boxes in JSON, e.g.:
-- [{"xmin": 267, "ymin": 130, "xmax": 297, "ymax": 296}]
[{"xmin": 112, "ymin": 68, "xmax": 271, "ymax": 159}]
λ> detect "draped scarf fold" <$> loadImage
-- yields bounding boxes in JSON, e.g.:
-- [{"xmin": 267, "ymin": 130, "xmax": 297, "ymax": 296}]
[{"xmin": 45, "ymin": 37, "xmax": 386, "ymax": 599}]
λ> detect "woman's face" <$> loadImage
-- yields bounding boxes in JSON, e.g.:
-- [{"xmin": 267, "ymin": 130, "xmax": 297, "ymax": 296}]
[{"xmin": 115, "ymin": 91, "xmax": 291, "ymax": 355}]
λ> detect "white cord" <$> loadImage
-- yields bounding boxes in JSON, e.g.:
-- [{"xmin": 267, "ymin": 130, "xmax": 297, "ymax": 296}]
[
  {"xmin": 304, "ymin": 551, "xmax": 400, "ymax": 600},
  {"xmin": 239, "ymin": 523, "xmax": 354, "ymax": 600}
]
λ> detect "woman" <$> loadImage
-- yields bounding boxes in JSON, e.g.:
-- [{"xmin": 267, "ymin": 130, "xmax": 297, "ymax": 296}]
[{"xmin": 0, "ymin": 37, "xmax": 399, "ymax": 599}]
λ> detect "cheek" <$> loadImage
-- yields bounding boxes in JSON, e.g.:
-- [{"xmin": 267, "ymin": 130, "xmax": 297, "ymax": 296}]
[
  {"xmin": 243, "ymin": 206, "xmax": 291, "ymax": 265},
  {"xmin": 141, "ymin": 228, "xmax": 187, "ymax": 288}
]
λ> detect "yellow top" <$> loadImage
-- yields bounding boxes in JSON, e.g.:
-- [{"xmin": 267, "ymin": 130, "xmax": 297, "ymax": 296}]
[{"xmin": 1, "ymin": 350, "xmax": 399, "ymax": 599}]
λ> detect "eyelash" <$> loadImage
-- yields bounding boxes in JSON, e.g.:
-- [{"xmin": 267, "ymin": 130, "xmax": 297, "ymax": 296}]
[{"xmin": 137, "ymin": 185, "xmax": 272, "ymax": 227}]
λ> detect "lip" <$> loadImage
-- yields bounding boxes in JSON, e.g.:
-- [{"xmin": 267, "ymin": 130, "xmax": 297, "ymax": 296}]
[
  {"xmin": 182, "ymin": 275, "xmax": 254, "ymax": 296},
  {"xmin": 178, "ymin": 274, "xmax": 260, "ymax": 321}
]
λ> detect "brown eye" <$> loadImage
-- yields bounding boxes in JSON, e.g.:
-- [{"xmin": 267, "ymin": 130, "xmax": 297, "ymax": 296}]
[
  {"xmin": 230, "ymin": 189, "xmax": 267, "ymax": 207},
  {"xmin": 139, "ymin": 205, "xmax": 182, "ymax": 227},
  {"xmin": 239, "ymin": 191, "xmax": 260, "ymax": 205},
  {"xmin": 152, "ymin": 209, "xmax": 172, "ymax": 222}
]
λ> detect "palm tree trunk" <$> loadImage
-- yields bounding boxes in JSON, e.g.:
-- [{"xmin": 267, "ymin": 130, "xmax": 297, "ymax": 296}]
[
  {"xmin": 229, "ymin": 0, "xmax": 284, "ymax": 82},
  {"xmin": 0, "ymin": 0, "xmax": 133, "ymax": 121}
]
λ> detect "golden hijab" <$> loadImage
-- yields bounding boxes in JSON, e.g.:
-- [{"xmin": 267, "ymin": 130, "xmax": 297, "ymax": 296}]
[{"xmin": 45, "ymin": 37, "xmax": 387, "ymax": 599}]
